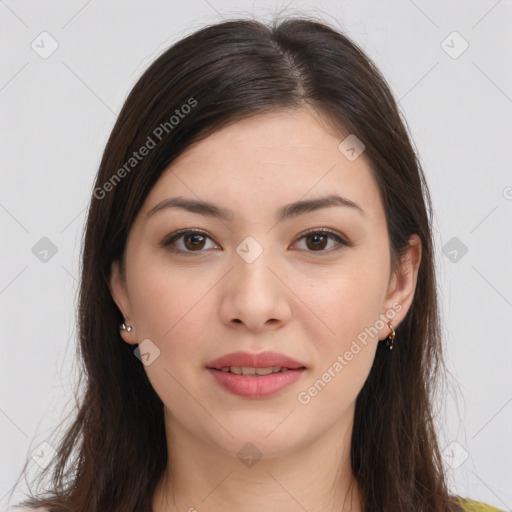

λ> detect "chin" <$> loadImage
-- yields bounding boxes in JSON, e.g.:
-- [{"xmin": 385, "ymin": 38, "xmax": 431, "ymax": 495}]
[{"xmin": 204, "ymin": 420, "xmax": 311, "ymax": 461}]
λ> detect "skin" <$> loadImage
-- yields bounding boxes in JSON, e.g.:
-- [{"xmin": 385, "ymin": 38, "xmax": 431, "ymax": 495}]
[{"xmin": 109, "ymin": 106, "xmax": 421, "ymax": 512}]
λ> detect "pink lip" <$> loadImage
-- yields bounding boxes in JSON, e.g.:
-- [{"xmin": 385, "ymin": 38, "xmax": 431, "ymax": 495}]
[
  {"xmin": 206, "ymin": 350, "xmax": 306, "ymax": 370},
  {"xmin": 207, "ymin": 368, "xmax": 306, "ymax": 398},
  {"xmin": 205, "ymin": 351, "xmax": 307, "ymax": 399}
]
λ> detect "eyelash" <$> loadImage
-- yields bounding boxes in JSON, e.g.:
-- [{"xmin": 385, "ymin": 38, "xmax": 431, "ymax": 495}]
[{"xmin": 161, "ymin": 228, "xmax": 350, "ymax": 255}]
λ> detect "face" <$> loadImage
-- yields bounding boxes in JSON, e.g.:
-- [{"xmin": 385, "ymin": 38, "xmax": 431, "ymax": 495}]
[{"xmin": 110, "ymin": 107, "xmax": 420, "ymax": 461}]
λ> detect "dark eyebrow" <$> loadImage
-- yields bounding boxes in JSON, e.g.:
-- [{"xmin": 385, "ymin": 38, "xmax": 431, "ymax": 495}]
[{"xmin": 146, "ymin": 194, "xmax": 364, "ymax": 222}]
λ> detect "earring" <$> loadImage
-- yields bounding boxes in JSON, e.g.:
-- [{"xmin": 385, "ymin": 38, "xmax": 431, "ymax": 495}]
[
  {"xmin": 120, "ymin": 322, "xmax": 132, "ymax": 332},
  {"xmin": 385, "ymin": 324, "xmax": 395, "ymax": 350}
]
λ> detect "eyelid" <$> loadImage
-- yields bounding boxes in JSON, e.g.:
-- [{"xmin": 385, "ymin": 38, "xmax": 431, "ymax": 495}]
[
  {"xmin": 161, "ymin": 227, "xmax": 351, "ymax": 254},
  {"xmin": 290, "ymin": 228, "xmax": 351, "ymax": 254},
  {"xmin": 295, "ymin": 227, "xmax": 351, "ymax": 247},
  {"xmin": 161, "ymin": 228, "xmax": 219, "ymax": 251}
]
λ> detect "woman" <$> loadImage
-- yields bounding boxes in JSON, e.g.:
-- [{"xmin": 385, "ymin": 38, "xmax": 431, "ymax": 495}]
[{"xmin": 11, "ymin": 15, "xmax": 501, "ymax": 512}]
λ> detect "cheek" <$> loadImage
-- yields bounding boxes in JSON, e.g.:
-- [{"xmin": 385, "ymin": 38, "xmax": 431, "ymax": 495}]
[
  {"xmin": 127, "ymin": 257, "xmax": 218, "ymax": 361},
  {"xmin": 295, "ymin": 248, "xmax": 390, "ymax": 344},
  {"xmin": 294, "ymin": 248, "xmax": 390, "ymax": 401},
  {"xmin": 126, "ymin": 261, "xmax": 218, "ymax": 412},
  {"xmin": 295, "ymin": 275, "xmax": 383, "ymax": 417}
]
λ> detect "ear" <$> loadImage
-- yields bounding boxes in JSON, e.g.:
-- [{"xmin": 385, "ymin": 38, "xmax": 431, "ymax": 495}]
[
  {"xmin": 109, "ymin": 260, "xmax": 138, "ymax": 345},
  {"xmin": 378, "ymin": 234, "xmax": 422, "ymax": 340}
]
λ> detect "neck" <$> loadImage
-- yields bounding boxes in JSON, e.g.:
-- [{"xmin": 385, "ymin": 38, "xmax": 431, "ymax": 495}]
[{"xmin": 152, "ymin": 407, "xmax": 363, "ymax": 512}]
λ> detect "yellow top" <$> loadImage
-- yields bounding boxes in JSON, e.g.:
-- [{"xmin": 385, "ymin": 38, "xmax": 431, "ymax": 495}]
[
  {"xmin": 13, "ymin": 498, "xmax": 503, "ymax": 511},
  {"xmin": 458, "ymin": 497, "xmax": 504, "ymax": 511}
]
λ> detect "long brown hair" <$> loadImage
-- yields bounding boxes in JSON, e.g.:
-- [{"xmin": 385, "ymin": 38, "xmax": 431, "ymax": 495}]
[{"xmin": 12, "ymin": 15, "xmax": 460, "ymax": 512}]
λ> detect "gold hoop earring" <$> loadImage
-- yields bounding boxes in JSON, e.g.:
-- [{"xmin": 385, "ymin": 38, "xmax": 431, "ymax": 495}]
[{"xmin": 386, "ymin": 324, "xmax": 395, "ymax": 350}]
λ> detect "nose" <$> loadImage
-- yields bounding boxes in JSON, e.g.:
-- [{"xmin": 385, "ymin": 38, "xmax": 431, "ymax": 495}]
[{"xmin": 219, "ymin": 248, "xmax": 292, "ymax": 333}]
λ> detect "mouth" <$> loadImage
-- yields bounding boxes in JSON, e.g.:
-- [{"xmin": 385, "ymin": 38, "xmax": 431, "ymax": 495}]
[
  {"xmin": 206, "ymin": 366, "xmax": 306, "ymax": 398},
  {"xmin": 205, "ymin": 350, "xmax": 306, "ymax": 372},
  {"xmin": 205, "ymin": 351, "xmax": 307, "ymax": 398},
  {"xmin": 205, "ymin": 354, "xmax": 307, "ymax": 398},
  {"xmin": 207, "ymin": 366, "xmax": 306, "ymax": 375}
]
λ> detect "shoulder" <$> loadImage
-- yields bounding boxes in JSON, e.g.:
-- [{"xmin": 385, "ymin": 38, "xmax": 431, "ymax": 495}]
[{"xmin": 457, "ymin": 497, "xmax": 504, "ymax": 511}]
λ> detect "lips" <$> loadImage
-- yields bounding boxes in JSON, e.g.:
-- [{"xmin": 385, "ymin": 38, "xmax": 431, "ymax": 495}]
[
  {"xmin": 206, "ymin": 350, "xmax": 306, "ymax": 371},
  {"xmin": 205, "ymin": 351, "xmax": 307, "ymax": 398}
]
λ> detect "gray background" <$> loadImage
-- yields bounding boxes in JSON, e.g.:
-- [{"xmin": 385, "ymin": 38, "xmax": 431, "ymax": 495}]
[{"xmin": 1, "ymin": 0, "xmax": 511, "ymax": 509}]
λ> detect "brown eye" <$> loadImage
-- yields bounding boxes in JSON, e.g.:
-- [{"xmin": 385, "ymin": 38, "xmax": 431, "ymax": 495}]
[
  {"xmin": 305, "ymin": 233, "xmax": 329, "ymax": 251},
  {"xmin": 162, "ymin": 228, "xmax": 349, "ymax": 256},
  {"xmin": 162, "ymin": 230, "xmax": 218, "ymax": 254},
  {"xmin": 183, "ymin": 232, "xmax": 206, "ymax": 250},
  {"xmin": 293, "ymin": 229, "xmax": 348, "ymax": 253}
]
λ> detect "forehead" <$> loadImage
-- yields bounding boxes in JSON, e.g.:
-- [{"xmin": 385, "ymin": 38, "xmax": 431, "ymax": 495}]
[{"xmin": 142, "ymin": 108, "xmax": 382, "ymax": 221}]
